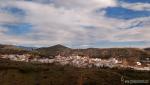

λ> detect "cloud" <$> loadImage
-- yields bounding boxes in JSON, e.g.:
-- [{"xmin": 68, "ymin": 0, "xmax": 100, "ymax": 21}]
[
  {"xmin": 0, "ymin": 0, "xmax": 149, "ymax": 48},
  {"xmin": 52, "ymin": 0, "xmax": 117, "ymax": 10},
  {"xmin": 121, "ymin": 2, "xmax": 150, "ymax": 11},
  {"xmin": 0, "ymin": 12, "xmax": 20, "ymax": 24}
]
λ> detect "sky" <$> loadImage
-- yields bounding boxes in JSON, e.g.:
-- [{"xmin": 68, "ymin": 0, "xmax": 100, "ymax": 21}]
[{"xmin": 0, "ymin": 0, "xmax": 150, "ymax": 48}]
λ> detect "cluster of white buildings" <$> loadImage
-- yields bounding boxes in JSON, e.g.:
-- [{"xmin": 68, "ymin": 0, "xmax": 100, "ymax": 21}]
[
  {"xmin": 54, "ymin": 55, "xmax": 119, "ymax": 68},
  {"xmin": 1, "ymin": 54, "xmax": 31, "ymax": 62},
  {"xmin": 0, "ymin": 54, "xmax": 149, "ymax": 70}
]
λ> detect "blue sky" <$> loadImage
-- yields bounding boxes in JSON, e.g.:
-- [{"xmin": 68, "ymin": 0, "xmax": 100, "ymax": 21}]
[
  {"xmin": 119, "ymin": 0, "xmax": 150, "ymax": 3},
  {"xmin": 0, "ymin": 0, "xmax": 150, "ymax": 48},
  {"xmin": 105, "ymin": 7, "xmax": 150, "ymax": 19},
  {"xmin": 2, "ymin": 23, "xmax": 32, "ymax": 35}
]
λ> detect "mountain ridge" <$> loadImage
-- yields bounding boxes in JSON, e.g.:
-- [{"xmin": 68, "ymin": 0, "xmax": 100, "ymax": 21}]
[
  {"xmin": 0, "ymin": 44, "xmax": 150, "ymax": 59},
  {"xmin": 0, "ymin": 44, "xmax": 150, "ymax": 68}
]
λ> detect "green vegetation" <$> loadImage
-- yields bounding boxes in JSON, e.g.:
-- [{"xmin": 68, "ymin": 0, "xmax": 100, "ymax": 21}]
[{"xmin": 0, "ymin": 59, "xmax": 149, "ymax": 85}]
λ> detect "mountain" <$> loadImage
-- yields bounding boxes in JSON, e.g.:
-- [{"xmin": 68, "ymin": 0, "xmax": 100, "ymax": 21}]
[
  {"xmin": 37, "ymin": 45, "xmax": 149, "ymax": 58},
  {"xmin": 16, "ymin": 46, "xmax": 37, "ymax": 51},
  {"xmin": 1, "ymin": 44, "xmax": 150, "ymax": 61},
  {"xmin": 0, "ymin": 44, "xmax": 150, "ymax": 67},
  {"xmin": 36, "ymin": 45, "xmax": 150, "ymax": 65},
  {"xmin": 144, "ymin": 48, "xmax": 150, "ymax": 52},
  {"xmin": 0, "ymin": 44, "xmax": 16, "ymax": 49},
  {"xmin": 0, "ymin": 44, "xmax": 29, "ymax": 55},
  {"xmin": 36, "ymin": 44, "xmax": 71, "ymax": 57}
]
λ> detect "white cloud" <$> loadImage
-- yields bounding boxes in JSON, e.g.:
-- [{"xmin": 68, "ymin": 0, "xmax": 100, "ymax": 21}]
[
  {"xmin": 52, "ymin": 0, "xmax": 117, "ymax": 10},
  {"xmin": 0, "ymin": 0, "xmax": 149, "ymax": 47},
  {"xmin": 121, "ymin": 2, "xmax": 150, "ymax": 11},
  {"xmin": 0, "ymin": 13, "xmax": 20, "ymax": 24}
]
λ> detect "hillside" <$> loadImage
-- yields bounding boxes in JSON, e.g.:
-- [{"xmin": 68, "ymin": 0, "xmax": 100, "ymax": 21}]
[
  {"xmin": 0, "ymin": 44, "xmax": 39, "ymax": 56},
  {"xmin": 1, "ymin": 44, "xmax": 150, "ymax": 66},
  {"xmin": 1, "ymin": 44, "xmax": 149, "ymax": 59},
  {"xmin": 0, "ymin": 59, "xmax": 149, "ymax": 85},
  {"xmin": 144, "ymin": 48, "xmax": 150, "ymax": 53},
  {"xmin": 0, "ymin": 44, "xmax": 29, "ymax": 55},
  {"xmin": 0, "ymin": 44, "xmax": 150, "ymax": 85},
  {"xmin": 36, "ymin": 45, "xmax": 150, "ymax": 59},
  {"xmin": 36, "ymin": 44, "xmax": 71, "ymax": 57}
]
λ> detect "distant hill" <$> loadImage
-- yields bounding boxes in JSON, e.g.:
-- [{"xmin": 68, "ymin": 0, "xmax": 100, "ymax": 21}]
[
  {"xmin": 0, "ymin": 44, "xmax": 16, "ymax": 49},
  {"xmin": 144, "ymin": 48, "xmax": 150, "ymax": 51},
  {"xmin": 1, "ymin": 44, "xmax": 150, "ymax": 60},
  {"xmin": 37, "ymin": 45, "xmax": 149, "ymax": 58},
  {"xmin": 0, "ymin": 44, "xmax": 150, "ymax": 66},
  {"xmin": 16, "ymin": 46, "xmax": 37, "ymax": 51},
  {"xmin": 36, "ymin": 44, "xmax": 71, "ymax": 57},
  {"xmin": 36, "ymin": 45, "xmax": 150, "ymax": 65},
  {"xmin": 0, "ymin": 44, "xmax": 37, "ymax": 55}
]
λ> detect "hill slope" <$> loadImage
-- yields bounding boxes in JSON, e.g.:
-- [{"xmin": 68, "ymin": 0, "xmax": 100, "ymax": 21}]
[
  {"xmin": 36, "ymin": 45, "xmax": 150, "ymax": 59},
  {"xmin": 0, "ymin": 59, "xmax": 149, "ymax": 85},
  {"xmin": 36, "ymin": 44, "xmax": 71, "ymax": 57},
  {"xmin": 0, "ymin": 44, "xmax": 29, "ymax": 55}
]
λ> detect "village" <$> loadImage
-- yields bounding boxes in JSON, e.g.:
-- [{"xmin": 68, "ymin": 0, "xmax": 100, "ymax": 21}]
[{"xmin": 1, "ymin": 54, "xmax": 150, "ymax": 70}]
